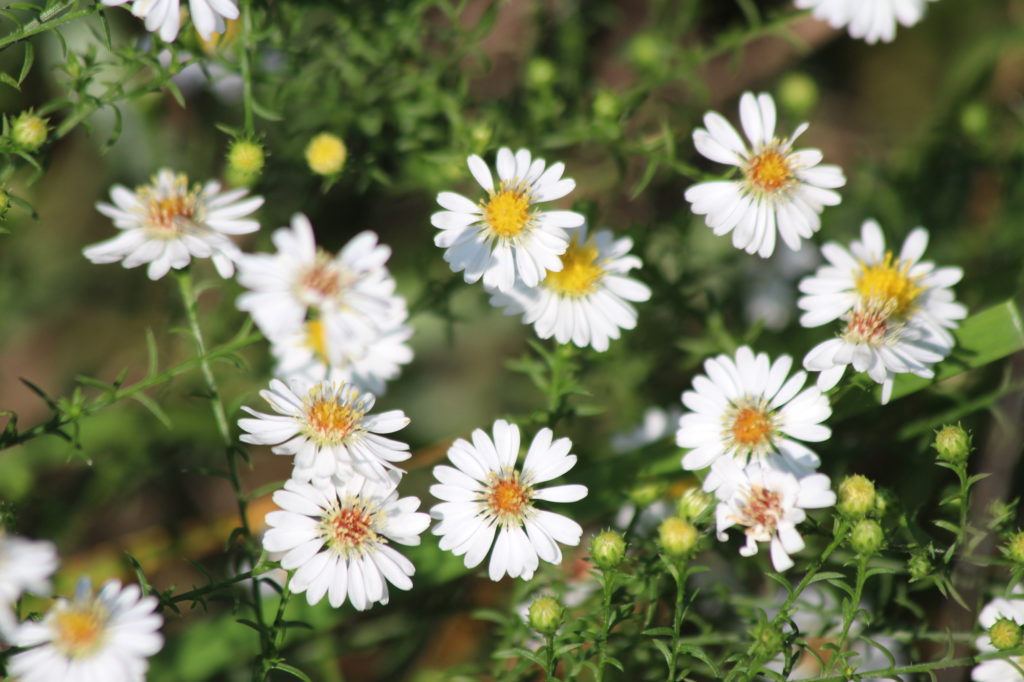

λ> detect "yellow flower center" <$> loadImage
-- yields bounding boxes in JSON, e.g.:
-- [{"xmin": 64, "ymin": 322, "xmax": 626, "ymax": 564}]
[
  {"xmin": 139, "ymin": 175, "xmax": 199, "ymax": 235},
  {"xmin": 54, "ymin": 607, "xmax": 106, "ymax": 657},
  {"xmin": 303, "ymin": 387, "xmax": 364, "ymax": 445},
  {"xmin": 731, "ymin": 407, "xmax": 773, "ymax": 446},
  {"xmin": 723, "ymin": 401, "xmax": 776, "ymax": 454},
  {"xmin": 737, "ymin": 485, "xmax": 784, "ymax": 536},
  {"xmin": 543, "ymin": 239, "xmax": 605, "ymax": 297},
  {"xmin": 305, "ymin": 319, "xmax": 328, "ymax": 362},
  {"xmin": 855, "ymin": 252, "xmax": 923, "ymax": 318},
  {"xmin": 745, "ymin": 148, "xmax": 793, "ymax": 193},
  {"xmin": 485, "ymin": 471, "xmax": 532, "ymax": 524},
  {"xmin": 321, "ymin": 501, "xmax": 380, "ymax": 558},
  {"xmin": 483, "ymin": 187, "xmax": 531, "ymax": 238}
]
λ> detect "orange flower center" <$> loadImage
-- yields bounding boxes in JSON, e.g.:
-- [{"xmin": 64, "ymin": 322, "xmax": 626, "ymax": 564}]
[
  {"xmin": 486, "ymin": 472, "xmax": 532, "ymax": 523},
  {"xmin": 483, "ymin": 186, "xmax": 531, "ymax": 238},
  {"xmin": 843, "ymin": 306, "xmax": 891, "ymax": 344},
  {"xmin": 54, "ymin": 607, "xmax": 106, "ymax": 657},
  {"xmin": 730, "ymin": 406, "xmax": 774, "ymax": 448},
  {"xmin": 302, "ymin": 386, "xmax": 365, "ymax": 446},
  {"xmin": 322, "ymin": 503, "xmax": 379, "ymax": 557},
  {"xmin": 299, "ymin": 253, "xmax": 343, "ymax": 299},
  {"xmin": 745, "ymin": 149, "xmax": 792, "ymax": 193}
]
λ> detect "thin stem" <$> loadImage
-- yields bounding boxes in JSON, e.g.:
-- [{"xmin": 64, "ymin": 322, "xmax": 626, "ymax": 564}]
[
  {"xmin": 239, "ymin": 0, "xmax": 255, "ymax": 135},
  {"xmin": 771, "ymin": 522, "xmax": 849, "ymax": 627},
  {"xmin": 594, "ymin": 569, "xmax": 616, "ymax": 682},
  {"xmin": 828, "ymin": 555, "xmax": 869, "ymax": 674},
  {"xmin": 800, "ymin": 646, "xmax": 1024, "ymax": 681},
  {"xmin": 544, "ymin": 632, "xmax": 557, "ymax": 680},
  {"xmin": 0, "ymin": 2, "xmax": 97, "ymax": 52},
  {"xmin": 168, "ymin": 569, "xmax": 257, "ymax": 605},
  {"xmin": 666, "ymin": 560, "xmax": 688, "ymax": 681}
]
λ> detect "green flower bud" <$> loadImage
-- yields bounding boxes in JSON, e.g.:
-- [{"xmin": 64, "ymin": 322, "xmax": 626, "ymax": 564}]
[
  {"xmin": 1003, "ymin": 530, "xmax": 1024, "ymax": 565},
  {"xmin": 469, "ymin": 123, "xmax": 491, "ymax": 148},
  {"xmin": 989, "ymin": 617, "xmax": 1023, "ymax": 650},
  {"xmin": 959, "ymin": 102, "xmax": 990, "ymax": 139},
  {"xmin": 777, "ymin": 72, "xmax": 819, "ymax": 116},
  {"xmin": 627, "ymin": 34, "xmax": 663, "ymax": 70},
  {"xmin": 849, "ymin": 519, "xmax": 884, "ymax": 556},
  {"xmin": 592, "ymin": 90, "xmax": 620, "ymax": 119},
  {"xmin": 907, "ymin": 550, "xmax": 931, "ymax": 581},
  {"xmin": 305, "ymin": 133, "xmax": 347, "ymax": 176},
  {"xmin": 750, "ymin": 620, "xmax": 784, "ymax": 659},
  {"xmin": 227, "ymin": 139, "xmax": 265, "ymax": 177},
  {"xmin": 527, "ymin": 596, "xmax": 563, "ymax": 635},
  {"xmin": 11, "ymin": 111, "xmax": 48, "ymax": 151},
  {"xmin": 525, "ymin": 58, "xmax": 556, "ymax": 89},
  {"xmin": 590, "ymin": 530, "xmax": 626, "ymax": 570},
  {"xmin": 837, "ymin": 475, "xmax": 876, "ymax": 517},
  {"xmin": 873, "ymin": 489, "xmax": 891, "ymax": 517},
  {"xmin": 676, "ymin": 487, "xmax": 713, "ymax": 521},
  {"xmin": 933, "ymin": 424, "xmax": 972, "ymax": 464},
  {"xmin": 658, "ymin": 517, "xmax": 698, "ymax": 558},
  {"xmin": 628, "ymin": 481, "xmax": 665, "ymax": 508}
]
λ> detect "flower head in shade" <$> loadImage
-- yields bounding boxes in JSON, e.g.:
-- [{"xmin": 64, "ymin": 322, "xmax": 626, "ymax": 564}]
[
  {"xmin": 973, "ymin": 588, "xmax": 1024, "ymax": 681},
  {"xmin": 239, "ymin": 378, "xmax": 410, "ymax": 482},
  {"xmin": 83, "ymin": 168, "xmax": 262, "ymax": 280},
  {"xmin": 432, "ymin": 147, "xmax": 585, "ymax": 293},
  {"xmin": 101, "ymin": 0, "xmax": 239, "ymax": 43},
  {"xmin": 9, "ymin": 578, "xmax": 163, "ymax": 682},
  {"xmin": 714, "ymin": 459, "xmax": 836, "ymax": 572},
  {"xmin": 236, "ymin": 214, "xmax": 404, "ymax": 341},
  {"xmin": 489, "ymin": 225, "xmax": 651, "ymax": 351},
  {"xmin": 430, "ymin": 419, "xmax": 588, "ymax": 581},
  {"xmin": 676, "ymin": 346, "xmax": 831, "ymax": 492},
  {"xmin": 0, "ymin": 532, "xmax": 58, "ymax": 640},
  {"xmin": 262, "ymin": 476, "xmax": 429, "ymax": 610},
  {"xmin": 794, "ymin": 0, "xmax": 936, "ymax": 44},
  {"xmin": 684, "ymin": 92, "xmax": 845, "ymax": 258},
  {"xmin": 798, "ymin": 219, "xmax": 966, "ymax": 403}
]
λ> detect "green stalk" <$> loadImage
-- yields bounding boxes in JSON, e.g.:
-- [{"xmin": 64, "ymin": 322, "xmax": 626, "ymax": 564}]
[{"xmin": 594, "ymin": 568, "xmax": 617, "ymax": 682}]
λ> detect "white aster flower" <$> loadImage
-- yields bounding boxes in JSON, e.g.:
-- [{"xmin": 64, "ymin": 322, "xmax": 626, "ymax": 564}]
[
  {"xmin": 262, "ymin": 476, "xmax": 429, "ymax": 610},
  {"xmin": 9, "ymin": 578, "xmax": 163, "ymax": 682},
  {"xmin": 238, "ymin": 378, "xmax": 410, "ymax": 482},
  {"xmin": 714, "ymin": 459, "xmax": 835, "ymax": 572},
  {"xmin": 676, "ymin": 346, "xmax": 831, "ymax": 493},
  {"xmin": 973, "ymin": 588, "xmax": 1024, "ymax": 682},
  {"xmin": 430, "ymin": 419, "xmax": 588, "ymax": 581},
  {"xmin": 101, "ymin": 0, "xmax": 239, "ymax": 43},
  {"xmin": 271, "ymin": 315, "xmax": 414, "ymax": 396},
  {"xmin": 798, "ymin": 219, "xmax": 967, "ymax": 403},
  {"xmin": 83, "ymin": 168, "xmax": 262, "ymax": 280},
  {"xmin": 488, "ymin": 226, "xmax": 651, "ymax": 351},
  {"xmin": 432, "ymin": 147, "xmax": 585, "ymax": 293},
  {"xmin": 0, "ymin": 532, "xmax": 58, "ymax": 640},
  {"xmin": 684, "ymin": 92, "xmax": 846, "ymax": 258},
  {"xmin": 795, "ymin": 0, "xmax": 936, "ymax": 44},
  {"xmin": 236, "ymin": 214, "xmax": 403, "ymax": 341}
]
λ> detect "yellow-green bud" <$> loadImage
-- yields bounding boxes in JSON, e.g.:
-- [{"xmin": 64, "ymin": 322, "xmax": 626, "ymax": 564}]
[
  {"xmin": 590, "ymin": 530, "xmax": 626, "ymax": 570},
  {"xmin": 11, "ymin": 111, "xmax": 48, "ymax": 151},
  {"xmin": 0, "ymin": 188, "xmax": 10, "ymax": 220},
  {"xmin": 989, "ymin": 617, "xmax": 1023, "ymax": 650},
  {"xmin": 469, "ymin": 123, "xmax": 491, "ymax": 148},
  {"xmin": 1003, "ymin": 530, "xmax": 1024, "ymax": 565},
  {"xmin": 527, "ymin": 596, "xmax": 563, "ymax": 635},
  {"xmin": 777, "ymin": 72, "xmax": 819, "ymax": 116},
  {"xmin": 849, "ymin": 519, "xmax": 884, "ymax": 556},
  {"xmin": 933, "ymin": 424, "xmax": 972, "ymax": 464},
  {"xmin": 627, "ymin": 34, "xmax": 662, "ymax": 70},
  {"xmin": 628, "ymin": 481, "xmax": 664, "ymax": 508},
  {"xmin": 873, "ymin": 489, "xmax": 891, "ymax": 517},
  {"xmin": 227, "ymin": 139, "xmax": 265, "ymax": 177},
  {"xmin": 525, "ymin": 58, "xmax": 556, "ymax": 89},
  {"xmin": 676, "ymin": 488, "xmax": 713, "ymax": 521},
  {"xmin": 592, "ymin": 90, "xmax": 620, "ymax": 119},
  {"xmin": 658, "ymin": 517, "xmax": 698, "ymax": 558},
  {"xmin": 837, "ymin": 475, "xmax": 876, "ymax": 517},
  {"xmin": 959, "ymin": 102, "xmax": 990, "ymax": 139},
  {"xmin": 750, "ymin": 621, "xmax": 784, "ymax": 659},
  {"xmin": 907, "ymin": 551, "xmax": 931, "ymax": 581},
  {"xmin": 305, "ymin": 132, "xmax": 347, "ymax": 176}
]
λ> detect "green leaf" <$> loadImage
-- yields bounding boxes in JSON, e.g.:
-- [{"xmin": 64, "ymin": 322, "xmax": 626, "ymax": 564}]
[{"xmin": 270, "ymin": 662, "xmax": 314, "ymax": 682}]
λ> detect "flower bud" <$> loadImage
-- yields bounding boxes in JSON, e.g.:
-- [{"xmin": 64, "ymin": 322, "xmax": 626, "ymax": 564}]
[
  {"xmin": 959, "ymin": 102, "xmax": 990, "ymax": 139},
  {"xmin": 933, "ymin": 424, "xmax": 972, "ymax": 464},
  {"xmin": 907, "ymin": 550, "xmax": 931, "ymax": 581},
  {"xmin": 627, "ymin": 481, "xmax": 664, "ymax": 508},
  {"xmin": 227, "ymin": 139, "xmax": 265, "ymax": 178},
  {"xmin": 305, "ymin": 132, "xmax": 347, "ymax": 176},
  {"xmin": 527, "ymin": 595, "xmax": 563, "ymax": 635},
  {"xmin": 525, "ymin": 58, "xmax": 556, "ymax": 89},
  {"xmin": 837, "ymin": 475, "xmax": 876, "ymax": 518},
  {"xmin": 750, "ymin": 621, "xmax": 784, "ymax": 659},
  {"xmin": 849, "ymin": 519, "xmax": 884, "ymax": 556},
  {"xmin": 590, "ymin": 530, "xmax": 626, "ymax": 570},
  {"xmin": 1003, "ymin": 530, "xmax": 1024, "ymax": 565},
  {"xmin": 658, "ymin": 517, "xmax": 698, "ymax": 558},
  {"xmin": 592, "ymin": 90, "xmax": 620, "ymax": 119},
  {"xmin": 989, "ymin": 617, "xmax": 1023, "ymax": 650},
  {"xmin": 676, "ymin": 487, "xmax": 713, "ymax": 521},
  {"xmin": 777, "ymin": 72, "xmax": 819, "ymax": 116},
  {"xmin": 627, "ymin": 34, "xmax": 663, "ymax": 70},
  {"xmin": 11, "ymin": 111, "xmax": 48, "ymax": 151}
]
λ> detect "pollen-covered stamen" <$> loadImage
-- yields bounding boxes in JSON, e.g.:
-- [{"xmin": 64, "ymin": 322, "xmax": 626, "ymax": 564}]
[
  {"xmin": 482, "ymin": 182, "xmax": 532, "ymax": 238},
  {"xmin": 734, "ymin": 484, "xmax": 784, "ymax": 537},
  {"xmin": 543, "ymin": 237, "xmax": 604, "ymax": 297},
  {"xmin": 722, "ymin": 399, "xmax": 777, "ymax": 455},
  {"xmin": 297, "ymin": 251, "xmax": 346, "ymax": 303},
  {"xmin": 744, "ymin": 147, "xmax": 793, "ymax": 193},
  {"xmin": 139, "ymin": 176, "xmax": 200, "ymax": 235},
  {"xmin": 53, "ymin": 604, "xmax": 107, "ymax": 657},
  {"xmin": 321, "ymin": 501, "xmax": 380, "ymax": 558},
  {"xmin": 843, "ymin": 305, "xmax": 892, "ymax": 344},
  {"xmin": 302, "ymin": 385, "xmax": 366, "ymax": 445},
  {"xmin": 483, "ymin": 470, "xmax": 533, "ymax": 524},
  {"xmin": 855, "ymin": 252, "xmax": 923, "ymax": 318}
]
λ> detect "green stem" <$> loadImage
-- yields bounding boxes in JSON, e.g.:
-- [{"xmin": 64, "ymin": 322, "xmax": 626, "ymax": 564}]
[
  {"xmin": 239, "ymin": 0, "xmax": 255, "ymax": 135},
  {"xmin": 770, "ymin": 522, "xmax": 848, "ymax": 628},
  {"xmin": 544, "ymin": 631, "xmax": 557, "ymax": 680},
  {"xmin": 594, "ymin": 569, "xmax": 616, "ymax": 682},
  {"xmin": 827, "ymin": 555, "xmax": 869, "ymax": 674},
  {"xmin": 168, "ymin": 569, "xmax": 257, "ymax": 605},
  {"xmin": 0, "ymin": 2, "xmax": 97, "ymax": 51},
  {"xmin": 800, "ymin": 646, "xmax": 1024, "ymax": 681},
  {"xmin": 666, "ymin": 560, "xmax": 688, "ymax": 681}
]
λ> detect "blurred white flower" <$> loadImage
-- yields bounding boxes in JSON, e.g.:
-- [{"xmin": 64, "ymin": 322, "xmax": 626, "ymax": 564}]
[
  {"xmin": 263, "ymin": 476, "xmax": 429, "ymax": 610},
  {"xmin": 9, "ymin": 578, "xmax": 163, "ymax": 682},
  {"xmin": 432, "ymin": 147, "xmax": 584, "ymax": 293},
  {"xmin": 430, "ymin": 419, "xmax": 587, "ymax": 581},
  {"xmin": 794, "ymin": 0, "xmax": 937, "ymax": 44},
  {"xmin": 84, "ymin": 169, "xmax": 262, "ymax": 280},
  {"xmin": 685, "ymin": 92, "xmax": 845, "ymax": 258},
  {"xmin": 489, "ymin": 225, "xmax": 651, "ymax": 351},
  {"xmin": 0, "ymin": 532, "xmax": 58, "ymax": 641},
  {"xmin": 101, "ymin": 0, "xmax": 239, "ymax": 43}
]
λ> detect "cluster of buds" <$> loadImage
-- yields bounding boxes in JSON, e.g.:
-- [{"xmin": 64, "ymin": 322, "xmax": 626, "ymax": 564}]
[{"xmin": 836, "ymin": 474, "xmax": 886, "ymax": 556}]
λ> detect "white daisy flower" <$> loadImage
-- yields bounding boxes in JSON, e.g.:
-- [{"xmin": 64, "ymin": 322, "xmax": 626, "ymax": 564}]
[
  {"xmin": 684, "ymin": 92, "xmax": 846, "ymax": 258},
  {"xmin": 236, "ymin": 214, "xmax": 404, "ymax": 341},
  {"xmin": 238, "ymin": 378, "xmax": 411, "ymax": 482},
  {"xmin": 430, "ymin": 419, "xmax": 588, "ymax": 581},
  {"xmin": 432, "ymin": 147, "xmax": 585, "ymax": 293},
  {"xmin": 101, "ymin": 0, "xmax": 239, "ymax": 43},
  {"xmin": 676, "ymin": 346, "xmax": 831, "ymax": 493},
  {"xmin": 794, "ymin": 0, "xmax": 936, "ymax": 45},
  {"xmin": 0, "ymin": 532, "xmax": 58, "ymax": 640},
  {"xmin": 9, "ymin": 578, "xmax": 163, "ymax": 682},
  {"xmin": 262, "ymin": 475, "xmax": 429, "ymax": 611},
  {"xmin": 272, "ymin": 315, "xmax": 414, "ymax": 396},
  {"xmin": 83, "ymin": 168, "xmax": 262, "ymax": 280},
  {"xmin": 973, "ymin": 588, "xmax": 1024, "ymax": 682},
  {"xmin": 488, "ymin": 225, "xmax": 651, "ymax": 351},
  {"xmin": 798, "ymin": 219, "xmax": 967, "ymax": 403},
  {"xmin": 714, "ymin": 458, "xmax": 836, "ymax": 572}
]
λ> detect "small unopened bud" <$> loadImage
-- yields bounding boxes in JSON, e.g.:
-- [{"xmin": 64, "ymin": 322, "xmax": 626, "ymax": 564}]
[
  {"xmin": 592, "ymin": 90, "xmax": 620, "ymax": 119},
  {"xmin": 933, "ymin": 423, "xmax": 971, "ymax": 464},
  {"xmin": 989, "ymin": 617, "xmax": 1023, "ymax": 650},
  {"xmin": 676, "ymin": 487, "xmax": 713, "ymax": 521},
  {"xmin": 659, "ymin": 517, "xmax": 698, "ymax": 558},
  {"xmin": 11, "ymin": 111, "xmax": 48, "ymax": 151},
  {"xmin": 750, "ymin": 621, "xmax": 784, "ymax": 659},
  {"xmin": 907, "ymin": 551, "xmax": 931, "ymax": 581},
  {"xmin": 527, "ymin": 596, "xmax": 563, "ymax": 635},
  {"xmin": 837, "ymin": 475, "xmax": 876, "ymax": 517},
  {"xmin": 873, "ymin": 489, "xmax": 891, "ymax": 517},
  {"xmin": 627, "ymin": 33, "xmax": 663, "ymax": 70},
  {"xmin": 305, "ymin": 132, "xmax": 347, "ymax": 176},
  {"xmin": 525, "ymin": 58, "xmax": 556, "ymax": 89},
  {"xmin": 777, "ymin": 72, "xmax": 819, "ymax": 116},
  {"xmin": 849, "ymin": 519, "xmax": 884, "ymax": 556},
  {"xmin": 628, "ymin": 481, "xmax": 664, "ymax": 508},
  {"xmin": 590, "ymin": 530, "xmax": 626, "ymax": 570},
  {"xmin": 959, "ymin": 102, "xmax": 990, "ymax": 139},
  {"xmin": 1003, "ymin": 530, "xmax": 1024, "ymax": 565},
  {"xmin": 227, "ymin": 139, "xmax": 265, "ymax": 177}
]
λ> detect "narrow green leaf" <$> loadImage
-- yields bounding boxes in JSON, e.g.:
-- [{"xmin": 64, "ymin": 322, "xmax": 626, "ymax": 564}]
[
  {"xmin": 270, "ymin": 663, "xmax": 313, "ymax": 682},
  {"xmin": 17, "ymin": 42, "xmax": 33, "ymax": 84}
]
